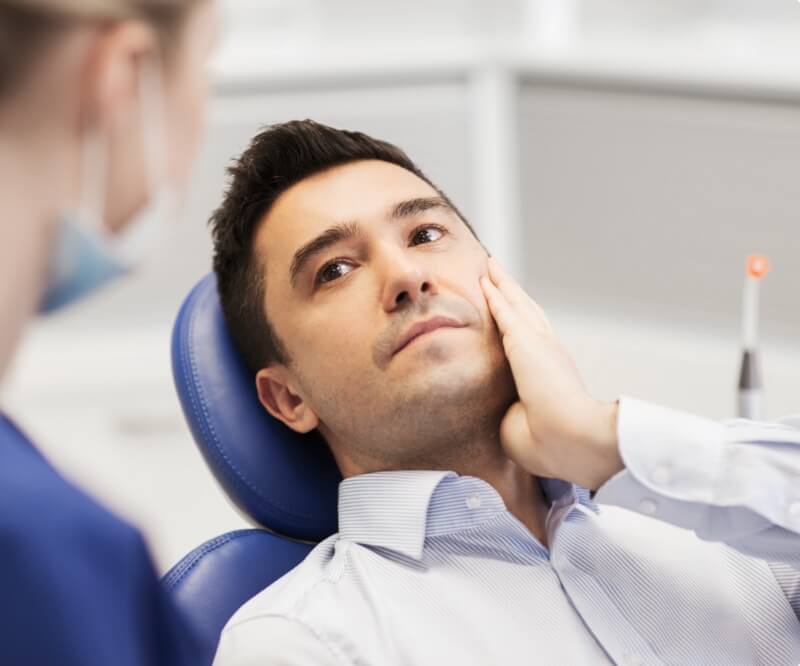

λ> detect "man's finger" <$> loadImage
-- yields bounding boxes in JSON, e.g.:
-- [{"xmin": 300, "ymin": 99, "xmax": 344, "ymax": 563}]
[
  {"xmin": 528, "ymin": 298, "xmax": 553, "ymax": 335},
  {"xmin": 487, "ymin": 257, "xmax": 532, "ymax": 313},
  {"xmin": 487, "ymin": 258, "xmax": 552, "ymax": 335},
  {"xmin": 480, "ymin": 275, "xmax": 521, "ymax": 336}
]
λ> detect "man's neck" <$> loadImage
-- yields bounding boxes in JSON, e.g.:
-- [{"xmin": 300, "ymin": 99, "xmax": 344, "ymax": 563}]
[{"xmin": 447, "ymin": 450, "xmax": 552, "ymax": 548}]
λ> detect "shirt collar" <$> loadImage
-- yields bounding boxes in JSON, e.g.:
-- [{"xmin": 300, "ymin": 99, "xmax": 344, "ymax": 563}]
[
  {"xmin": 539, "ymin": 477, "xmax": 599, "ymax": 514},
  {"xmin": 338, "ymin": 470, "xmax": 598, "ymax": 561}
]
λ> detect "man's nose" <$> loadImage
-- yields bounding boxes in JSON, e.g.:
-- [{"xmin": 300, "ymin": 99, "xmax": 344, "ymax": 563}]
[{"xmin": 379, "ymin": 249, "xmax": 437, "ymax": 313}]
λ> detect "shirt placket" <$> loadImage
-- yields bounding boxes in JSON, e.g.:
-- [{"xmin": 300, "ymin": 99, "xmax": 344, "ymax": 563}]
[{"xmin": 548, "ymin": 503, "xmax": 665, "ymax": 666}]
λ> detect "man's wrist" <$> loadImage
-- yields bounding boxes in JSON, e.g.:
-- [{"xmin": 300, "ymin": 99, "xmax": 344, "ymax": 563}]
[{"xmin": 581, "ymin": 399, "xmax": 623, "ymax": 490}]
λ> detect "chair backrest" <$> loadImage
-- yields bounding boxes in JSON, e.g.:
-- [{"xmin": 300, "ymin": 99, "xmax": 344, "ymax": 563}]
[
  {"xmin": 162, "ymin": 530, "xmax": 313, "ymax": 664},
  {"xmin": 166, "ymin": 274, "xmax": 342, "ymax": 664}
]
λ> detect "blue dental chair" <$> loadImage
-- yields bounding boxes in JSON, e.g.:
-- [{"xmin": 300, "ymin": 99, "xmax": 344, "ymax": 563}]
[{"xmin": 163, "ymin": 274, "xmax": 342, "ymax": 665}]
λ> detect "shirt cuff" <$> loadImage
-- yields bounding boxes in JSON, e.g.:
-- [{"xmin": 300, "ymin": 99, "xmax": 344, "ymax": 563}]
[{"xmin": 594, "ymin": 396, "xmax": 730, "ymax": 532}]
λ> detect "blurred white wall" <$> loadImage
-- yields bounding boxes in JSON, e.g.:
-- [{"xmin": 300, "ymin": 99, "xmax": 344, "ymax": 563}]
[{"xmin": 2, "ymin": 0, "xmax": 799, "ymax": 573}]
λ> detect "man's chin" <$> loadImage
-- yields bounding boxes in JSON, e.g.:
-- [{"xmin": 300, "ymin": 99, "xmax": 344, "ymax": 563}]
[{"xmin": 386, "ymin": 335, "xmax": 514, "ymax": 402}]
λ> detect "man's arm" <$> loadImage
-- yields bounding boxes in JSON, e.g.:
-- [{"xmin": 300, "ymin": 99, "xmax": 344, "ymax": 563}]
[
  {"xmin": 596, "ymin": 397, "xmax": 800, "ymax": 563},
  {"xmin": 479, "ymin": 257, "xmax": 800, "ymax": 611},
  {"xmin": 595, "ymin": 398, "xmax": 800, "ymax": 615},
  {"xmin": 479, "ymin": 257, "xmax": 800, "ymax": 553},
  {"xmin": 214, "ymin": 615, "xmax": 345, "ymax": 666}
]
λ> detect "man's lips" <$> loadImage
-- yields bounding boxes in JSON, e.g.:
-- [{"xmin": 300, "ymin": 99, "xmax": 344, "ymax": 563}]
[{"xmin": 392, "ymin": 316, "xmax": 466, "ymax": 356}]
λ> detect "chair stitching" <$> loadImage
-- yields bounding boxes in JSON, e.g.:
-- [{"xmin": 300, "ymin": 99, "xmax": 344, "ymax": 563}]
[{"xmin": 163, "ymin": 529, "xmax": 261, "ymax": 590}]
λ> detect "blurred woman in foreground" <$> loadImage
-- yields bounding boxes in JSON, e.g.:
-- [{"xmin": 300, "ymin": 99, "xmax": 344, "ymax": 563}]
[{"xmin": 0, "ymin": 1, "xmax": 217, "ymax": 663}]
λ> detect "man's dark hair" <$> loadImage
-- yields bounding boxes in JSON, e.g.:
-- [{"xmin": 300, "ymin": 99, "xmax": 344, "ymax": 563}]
[{"xmin": 210, "ymin": 119, "xmax": 476, "ymax": 377}]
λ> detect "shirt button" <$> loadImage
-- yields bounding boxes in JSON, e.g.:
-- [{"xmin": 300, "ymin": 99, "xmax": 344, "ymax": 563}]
[
  {"xmin": 466, "ymin": 495, "xmax": 482, "ymax": 509},
  {"xmin": 621, "ymin": 653, "xmax": 645, "ymax": 666},
  {"xmin": 651, "ymin": 465, "xmax": 671, "ymax": 486},
  {"xmin": 788, "ymin": 501, "xmax": 800, "ymax": 522},
  {"xmin": 639, "ymin": 498, "xmax": 658, "ymax": 516}
]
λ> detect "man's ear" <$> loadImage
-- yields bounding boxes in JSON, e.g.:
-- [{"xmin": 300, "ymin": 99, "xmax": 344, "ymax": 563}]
[{"xmin": 255, "ymin": 366, "xmax": 319, "ymax": 434}]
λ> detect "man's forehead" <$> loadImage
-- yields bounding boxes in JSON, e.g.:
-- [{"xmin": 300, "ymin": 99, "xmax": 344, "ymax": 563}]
[{"xmin": 254, "ymin": 160, "xmax": 441, "ymax": 273}]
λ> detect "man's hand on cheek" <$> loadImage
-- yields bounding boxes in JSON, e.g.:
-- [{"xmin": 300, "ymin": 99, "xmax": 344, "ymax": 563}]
[{"xmin": 480, "ymin": 258, "xmax": 623, "ymax": 491}]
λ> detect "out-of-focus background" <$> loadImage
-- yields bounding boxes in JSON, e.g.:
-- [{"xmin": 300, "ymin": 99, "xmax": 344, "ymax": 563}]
[{"xmin": 2, "ymin": 0, "xmax": 799, "ymax": 572}]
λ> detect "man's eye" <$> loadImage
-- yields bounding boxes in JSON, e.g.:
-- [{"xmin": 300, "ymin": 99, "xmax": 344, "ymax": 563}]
[
  {"xmin": 410, "ymin": 224, "xmax": 447, "ymax": 246},
  {"xmin": 316, "ymin": 260, "xmax": 354, "ymax": 285}
]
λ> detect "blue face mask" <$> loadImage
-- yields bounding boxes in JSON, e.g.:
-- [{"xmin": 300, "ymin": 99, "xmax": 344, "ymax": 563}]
[
  {"xmin": 38, "ymin": 216, "xmax": 130, "ymax": 314},
  {"xmin": 38, "ymin": 58, "xmax": 172, "ymax": 315}
]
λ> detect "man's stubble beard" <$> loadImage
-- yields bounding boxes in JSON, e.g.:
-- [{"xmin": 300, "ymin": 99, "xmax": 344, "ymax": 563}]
[{"xmin": 308, "ymin": 348, "xmax": 519, "ymax": 473}]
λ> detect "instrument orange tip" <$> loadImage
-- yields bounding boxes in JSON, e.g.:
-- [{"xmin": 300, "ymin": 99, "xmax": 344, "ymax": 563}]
[{"xmin": 746, "ymin": 254, "xmax": 770, "ymax": 279}]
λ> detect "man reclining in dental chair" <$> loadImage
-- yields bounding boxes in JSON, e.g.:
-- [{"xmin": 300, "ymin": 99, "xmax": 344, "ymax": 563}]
[{"xmin": 209, "ymin": 120, "xmax": 800, "ymax": 665}]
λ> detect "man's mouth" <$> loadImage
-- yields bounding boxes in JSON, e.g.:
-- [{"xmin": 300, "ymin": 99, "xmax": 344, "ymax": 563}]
[{"xmin": 392, "ymin": 316, "xmax": 467, "ymax": 356}]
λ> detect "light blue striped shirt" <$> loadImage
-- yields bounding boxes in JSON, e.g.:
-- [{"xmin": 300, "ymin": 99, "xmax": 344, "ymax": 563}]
[{"xmin": 215, "ymin": 398, "xmax": 800, "ymax": 665}]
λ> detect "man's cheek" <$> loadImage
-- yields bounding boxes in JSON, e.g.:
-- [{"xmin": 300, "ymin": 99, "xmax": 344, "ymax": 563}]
[
  {"xmin": 467, "ymin": 271, "xmax": 492, "ymax": 317},
  {"xmin": 318, "ymin": 333, "xmax": 364, "ymax": 372}
]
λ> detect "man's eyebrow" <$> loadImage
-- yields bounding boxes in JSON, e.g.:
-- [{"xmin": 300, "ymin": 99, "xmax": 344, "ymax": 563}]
[
  {"xmin": 289, "ymin": 197, "xmax": 455, "ymax": 289},
  {"xmin": 390, "ymin": 196, "xmax": 455, "ymax": 220},
  {"xmin": 290, "ymin": 221, "xmax": 360, "ymax": 288}
]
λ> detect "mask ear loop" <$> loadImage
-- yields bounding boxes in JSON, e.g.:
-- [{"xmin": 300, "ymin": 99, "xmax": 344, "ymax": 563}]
[
  {"xmin": 138, "ymin": 54, "xmax": 167, "ymax": 200},
  {"xmin": 73, "ymin": 53, "xmax": 162, "ymax": 243},
  {"xmin": 77, "ymin": 123, "xmax": 109, "ymax": 235}
]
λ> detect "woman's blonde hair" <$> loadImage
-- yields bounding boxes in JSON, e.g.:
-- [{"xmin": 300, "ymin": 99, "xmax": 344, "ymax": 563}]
[{"xmin": 0, "ymin": 0, "xmax": 199, "ymax": 99}]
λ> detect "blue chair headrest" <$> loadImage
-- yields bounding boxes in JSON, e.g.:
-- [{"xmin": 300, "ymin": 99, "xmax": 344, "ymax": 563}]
[{"xmin": 171, "ymin": 274, "xmax": 340, "ymax": 542}]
